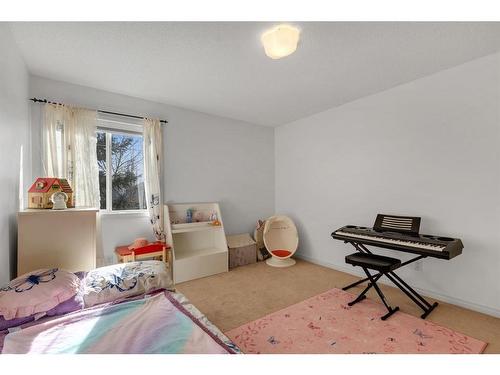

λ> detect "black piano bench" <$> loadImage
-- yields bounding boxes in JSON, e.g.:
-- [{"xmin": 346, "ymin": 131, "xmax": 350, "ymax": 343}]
[{"xmin": 345, "ymin": 253, "xmax": 401, "ymax": 320}]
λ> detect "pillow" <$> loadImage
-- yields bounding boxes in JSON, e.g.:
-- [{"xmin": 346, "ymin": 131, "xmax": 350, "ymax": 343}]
[
  {"xmin": 0, "ymin": 315, "xmax": 33, "ymax": 331},
  {"xmin": 0, "ymin": 294, "xmax": 85, "ymax": 331},
  {"xmin": 0, "ymin": 271, "xmax": 85, "ymax": 331},
  {"xmin": 0, "ymin": 269, "xmax": 81, "ymax": 320},
  {"xmin": 82, "ymin": 261, "xmax": 174, "ymax": 307}
]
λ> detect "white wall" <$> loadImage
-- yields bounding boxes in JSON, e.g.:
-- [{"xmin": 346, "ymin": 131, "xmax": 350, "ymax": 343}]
[
  {"xmin": 275, "ymin": 53, "xmax": 500, "ymax": 317},
  {"xmin": 15, "ymin": 44, "xmax": 500, "ymax": 317},
  {"xmin": 29, "ymin": 76, "xmax": 275, "ymax": 264},
  {"xmin": 0, "ymin": 25, "xmax": 30, "ymax": 285}
]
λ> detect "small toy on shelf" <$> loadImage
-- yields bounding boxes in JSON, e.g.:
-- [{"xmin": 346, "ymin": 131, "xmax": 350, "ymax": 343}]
[
  {"xmin": 193, "ymin": 211, "xmax": 204, "ymax": 222},
  {"xmin": 186, "ymin": 208, "xmax": 194, "ymax": 223},
  {"xmin": 50, "ymin": 191, "xmax": 68, "ymax": 210},
  {"xmin": 209, "ymin": 211, "xmax": 220, "ymax": 226}
]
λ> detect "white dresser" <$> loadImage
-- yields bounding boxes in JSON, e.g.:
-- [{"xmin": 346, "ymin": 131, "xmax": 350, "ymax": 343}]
[{"xmin": 17, "ymin": 208, "xmax": 98, "ymax": 276}]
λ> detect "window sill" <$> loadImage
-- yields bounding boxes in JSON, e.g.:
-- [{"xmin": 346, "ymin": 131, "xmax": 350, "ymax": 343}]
[{"xmin": 99, "ymin": 210, "xmax": 149, "ymax": 218}]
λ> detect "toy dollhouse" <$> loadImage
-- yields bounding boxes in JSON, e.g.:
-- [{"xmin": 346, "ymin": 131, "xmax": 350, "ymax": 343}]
[{"xmin": 28, "ymin": 177, "xmax": 74, "ymax": 209}]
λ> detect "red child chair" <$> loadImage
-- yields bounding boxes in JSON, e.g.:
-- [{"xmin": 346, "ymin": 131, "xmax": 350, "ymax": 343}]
[{"xmin": 115, "ymin": 238, "xmax": 171, "ymax": 265}]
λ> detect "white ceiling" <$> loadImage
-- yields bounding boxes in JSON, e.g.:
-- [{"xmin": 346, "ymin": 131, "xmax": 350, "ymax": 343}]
[{"xmin": 9, "ymin": 22, "xmax": 500, "ymax": 126}]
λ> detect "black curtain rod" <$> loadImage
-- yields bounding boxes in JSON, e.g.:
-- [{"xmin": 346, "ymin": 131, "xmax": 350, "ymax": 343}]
[{"xmin": 29, "ymin": 97, "xmax": 168, "ymax": 124}]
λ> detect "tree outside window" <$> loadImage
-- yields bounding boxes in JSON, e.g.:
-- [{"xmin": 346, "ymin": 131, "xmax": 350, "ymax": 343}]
[{"xmin": 97, "ymin": 131, "xmax": 146, "ymax": 211}]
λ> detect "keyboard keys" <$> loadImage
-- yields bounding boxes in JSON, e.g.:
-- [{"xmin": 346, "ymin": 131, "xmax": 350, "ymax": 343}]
[{"xmin": 334, "ymin": 230, "xmax": 446, "ymax": 252}]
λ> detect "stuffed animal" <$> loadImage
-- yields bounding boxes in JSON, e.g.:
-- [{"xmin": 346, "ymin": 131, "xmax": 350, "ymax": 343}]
[
  {"xmin": 193, "ymin": 211, "xmax": 204, "ymax": 222},
  {"xmin": 254, "ymin": 219, "xmax": 271, "ymax": 261}
]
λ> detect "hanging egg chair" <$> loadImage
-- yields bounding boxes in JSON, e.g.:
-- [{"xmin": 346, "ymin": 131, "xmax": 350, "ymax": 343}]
[{"xmin": 263, "ymin": 215, "xmax": 298, "ymax": 267}]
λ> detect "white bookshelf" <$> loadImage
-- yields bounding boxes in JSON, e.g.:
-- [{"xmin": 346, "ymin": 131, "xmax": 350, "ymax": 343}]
[{"xmin": 165, "ymin": 202, "xmax": 228, "ymax": 283}]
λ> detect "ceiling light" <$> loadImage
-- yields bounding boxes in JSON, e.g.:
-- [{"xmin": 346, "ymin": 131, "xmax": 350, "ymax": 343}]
[{"xmin": 261, "ymin": 24, "xmax": 300, "ymax": 60}]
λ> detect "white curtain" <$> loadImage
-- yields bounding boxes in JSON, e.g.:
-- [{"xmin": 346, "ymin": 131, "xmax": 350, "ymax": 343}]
[
  {"xmin": 42, "ymin": 104, "xmax": 71, "ymax": 178},
  {"xmin": 69, "ymin": 108, "xmax": 99, "ymax": 208},
  {"xmin": 42, "ymin": 104, "xmax": 100, "ymax": 208},
  {"xmin": 143, "ymin": 118, "xmax": 165, "ymax": 241}
]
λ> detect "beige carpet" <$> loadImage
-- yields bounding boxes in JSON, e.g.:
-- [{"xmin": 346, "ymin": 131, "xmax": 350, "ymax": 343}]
[{"xmin": 176, "ymin": 259, "xmax": 500, "ymax": 354}]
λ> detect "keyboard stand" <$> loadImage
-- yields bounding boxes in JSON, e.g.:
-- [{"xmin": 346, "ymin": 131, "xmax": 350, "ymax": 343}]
[{"xmin": 342, "ymin": 241, "xmax": 439, "ymax": 319}]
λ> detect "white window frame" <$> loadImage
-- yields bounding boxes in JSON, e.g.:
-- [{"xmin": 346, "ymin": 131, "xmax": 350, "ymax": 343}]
[{"xmin": 97, "ymin": 113, "xmax": 148, "ymax": 216}]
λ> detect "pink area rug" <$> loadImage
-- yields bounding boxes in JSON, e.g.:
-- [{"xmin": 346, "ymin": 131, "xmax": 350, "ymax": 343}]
[{"xmin": 225, "ymin": 288, "xmax": 487, "ymax": 354}]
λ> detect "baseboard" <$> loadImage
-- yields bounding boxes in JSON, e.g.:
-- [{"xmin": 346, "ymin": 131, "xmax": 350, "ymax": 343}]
[{"xmin": 295, "ymin": 254, "xmax": 500, "ymax": 318}]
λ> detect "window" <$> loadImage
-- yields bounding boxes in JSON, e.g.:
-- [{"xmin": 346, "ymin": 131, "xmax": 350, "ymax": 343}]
[{"xmin": 97, "ymin": 129, "xmax": 146, "ymax": 212}]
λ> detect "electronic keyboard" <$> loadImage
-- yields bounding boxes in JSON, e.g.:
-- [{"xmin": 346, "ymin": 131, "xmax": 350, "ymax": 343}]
[
  {"xmin": 332, "ymin": 214, "xmax": 463, "ymax": 320},
  {"xmin": 332, "ymin": 220, "xmax": 463, "ymax": 260}
]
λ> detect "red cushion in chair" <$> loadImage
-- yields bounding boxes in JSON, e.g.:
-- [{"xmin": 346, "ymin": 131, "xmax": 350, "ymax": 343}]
[{"xmin": 271, "ymin": 249, "xmax": 292, "ymax": 258}]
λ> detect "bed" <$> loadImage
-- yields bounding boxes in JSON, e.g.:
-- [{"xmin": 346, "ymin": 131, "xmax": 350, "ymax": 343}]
[{"xmin": 0, "ymin": 261, "xmax": 240, "ymax": 354}]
